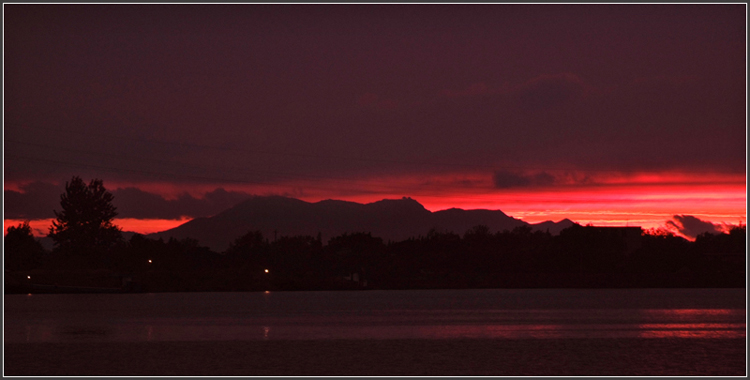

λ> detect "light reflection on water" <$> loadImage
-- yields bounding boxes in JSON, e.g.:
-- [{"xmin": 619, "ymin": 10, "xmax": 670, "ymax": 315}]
[
  {"xmin": 5, "ymin": 289, "xmax": 746, "ymax": 343},
  {"xmin": 10, "ymin": 318, "xmax": 745, "ymax": 342}
]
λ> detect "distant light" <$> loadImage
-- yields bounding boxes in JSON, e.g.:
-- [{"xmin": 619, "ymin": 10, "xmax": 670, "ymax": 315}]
[
  {"xmin": 27, "ymin": 275, "xmax": 31, "ymax": 279},
  {"xmin": 264, "ymin": 291, "xmax": 270, "ymax": 294},
  {"xmin": 148, "ymin": 260, "xmax": 152, "ymax": 263},
  {"xmin": 264, "ymin": 269, "xmax": 269, "ymax": 273}
]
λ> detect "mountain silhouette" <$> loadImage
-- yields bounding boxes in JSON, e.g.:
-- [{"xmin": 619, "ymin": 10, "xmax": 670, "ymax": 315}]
[
  {"xmin": 147, "ymin": 196, "xmax": 573, "ymax": 252},
  {"xmin": 529, "ymin": 218, "xmax": 576, "ymax": 235}
]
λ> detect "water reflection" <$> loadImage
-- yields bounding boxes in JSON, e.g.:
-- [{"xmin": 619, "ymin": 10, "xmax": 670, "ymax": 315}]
[
  {"xmin": 417, "ymin": 322, "xmax": 744, "ymax": 339},
  {"xmin": 417, "ymin": 324, "xmax": 566, "ymax": 339},
  {"xmin": 11, "ymin": 318, "xmax": 744, "ymax": 342},
  {"xmin": 638, "ymin": 328, "xmax": 744, "ymax": 339},
  {"xmin": 636, "ymin": 322, "xmax": 745, "ymax": 338},
  {"xmin": 5, "ymin": 291, "xmax": 745, "ymax": 343},
  {"xmin": 640, "ymin": 309, "xmax": 741, "ymax": 318}
]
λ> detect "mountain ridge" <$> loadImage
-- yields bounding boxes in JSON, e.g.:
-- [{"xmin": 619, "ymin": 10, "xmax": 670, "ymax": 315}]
[{"xmin": 146, "ymin": 196, "xmax": 575, "ymax": 252}]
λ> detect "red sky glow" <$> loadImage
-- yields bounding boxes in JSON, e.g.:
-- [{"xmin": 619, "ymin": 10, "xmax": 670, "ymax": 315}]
[
  {"xmin": 7, "ymin": 169, "xmax": 745, "ymax": 239},
  {"xmin": 4, "ymin": 4, "xmax": 745, "ymax": 243}
]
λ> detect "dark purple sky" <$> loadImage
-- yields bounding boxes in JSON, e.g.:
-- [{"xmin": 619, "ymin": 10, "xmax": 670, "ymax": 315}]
[{"xmin": 4, "ymin": 4, "xmax": 747, "ymax": 227}]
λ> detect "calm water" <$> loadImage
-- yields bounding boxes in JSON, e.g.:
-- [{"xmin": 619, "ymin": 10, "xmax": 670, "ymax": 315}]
[{"xmin": 4, "ymin": 288, "xmax": 746, "ymax": 342}]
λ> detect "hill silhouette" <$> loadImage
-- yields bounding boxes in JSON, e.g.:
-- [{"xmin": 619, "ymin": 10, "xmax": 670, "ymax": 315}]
[{"xmin": 147, "ymin": 196, "xmax": 573, "ymax": 252}]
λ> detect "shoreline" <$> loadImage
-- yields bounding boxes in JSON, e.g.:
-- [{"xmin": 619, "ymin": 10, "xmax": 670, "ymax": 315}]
[
  {"xmin": 7, "ymin": 270, "xmax": 744, "ymax": 294},
  {"xmin": 6, "ymin": 283, "xmax": 745, "ymax": 295}
]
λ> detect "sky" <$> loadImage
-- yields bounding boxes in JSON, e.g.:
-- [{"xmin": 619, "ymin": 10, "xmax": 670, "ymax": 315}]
[{"xmin": 4, "ymin": 4, "xmax": 747, "ymax": 241}]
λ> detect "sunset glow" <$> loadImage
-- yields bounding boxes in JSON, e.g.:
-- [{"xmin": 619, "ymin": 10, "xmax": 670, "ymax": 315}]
[
  {"xmin": 5, "ymin": 169, "xmax": 744, "ymax": 239},
  {"xmin": 113, "ymin": 218, "xmax": 195, "ymax": 235},
  {"xmin": 4, "ymin": 4, "xmax": 746, "ymax": 377},
  {"xmin": 4, "ymin": 4, "xmax": 745, "ymax": 244},
  {"xmin": 4, "ymin": 217, "xmax": 193, "ymax": 238}
]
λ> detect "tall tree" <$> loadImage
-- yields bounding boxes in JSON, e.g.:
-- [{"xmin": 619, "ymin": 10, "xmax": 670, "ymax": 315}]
[{"xmin": 48, "ymin": 176, "xmax": 122, "ymax": 255}]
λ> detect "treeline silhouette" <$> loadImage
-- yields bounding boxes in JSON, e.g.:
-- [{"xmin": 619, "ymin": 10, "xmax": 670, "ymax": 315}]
[{"xmin": 6, "ymin": 223, "xmax": 746, "ymax": 293}]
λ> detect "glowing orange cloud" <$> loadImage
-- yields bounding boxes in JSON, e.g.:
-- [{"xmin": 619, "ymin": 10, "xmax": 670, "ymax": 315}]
[
  {"xmin": 126, "ymin": 171, "xmax": 745, "ymax": 233},
  {"xmin": 4, "ymin": 218, "xmax": 193, "ymax": 238},
  {"xmin": 286, "ymin": 170, "xmax": 746, "ymax": 231},
  {"xmin": 5, "ymin": 170, "xmax": 745, "ymax": 237},
  {"xmin": 3, "ymin": 219, "xmax": 55, "ymax": 237},
  {"xmin": 112, "ymin": 217, "xmax": 194, "ymax": 235}
]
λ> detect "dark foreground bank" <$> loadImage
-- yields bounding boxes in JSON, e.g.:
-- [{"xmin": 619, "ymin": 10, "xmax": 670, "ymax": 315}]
[
  {"xmin": 5, "ymin": 338, "xmax": 745, "ymax": 376},
  {"xmin": 7, "ymin": 224, "xmax": 746, "ymax": 294}
]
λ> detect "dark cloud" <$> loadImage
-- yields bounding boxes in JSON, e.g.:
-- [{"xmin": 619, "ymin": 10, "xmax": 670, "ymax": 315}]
[
  {"xmin": 492, "ymin": 171, "xmax": 556, "ymax": 189},
  {"xmin": 440, "ymin": 82, "xmax": 492, "ymax": 98},
  {"xmin": 4, "ymin": 181, "xmax": 64, "ymax": 219},
  {"xmin": 665, "ymin": 215, "xmax": 726, "ymax": 239},
  {"xmin": 112, "ymin": 187, "xmax": 252, "ymax": 219},
  {"xmin": 3, "ymin": 5, "xmax": 745, "ymax": 187},
  {"xmin": 357, "ymin": 93, "xmax": 398, "ymax": 110},
  {"xmin": 4, "ymin": 182, "xmax": 252, "ymax": 220},
  {"xmin": 515, "ymin": 73, "xmax": 587, "ymax": 111}
]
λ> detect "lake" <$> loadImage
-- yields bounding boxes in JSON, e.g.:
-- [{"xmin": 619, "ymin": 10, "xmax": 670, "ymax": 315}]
[{"xmin": 4, "ymin": 288, "xmax": 746, "ymax": 375}]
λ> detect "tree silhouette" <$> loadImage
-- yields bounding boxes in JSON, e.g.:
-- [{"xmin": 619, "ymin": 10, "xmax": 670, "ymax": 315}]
[
  {"xmin": 48, "ymin": 176, "xmax": 122, "ymax": 257},
  {"xmin": 5, "ymin": 221, "xmax": 46, "ymax": 271},
  {"xmin": 226, "ymin": 230, "xmax": 267, "ymax": 256}
]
